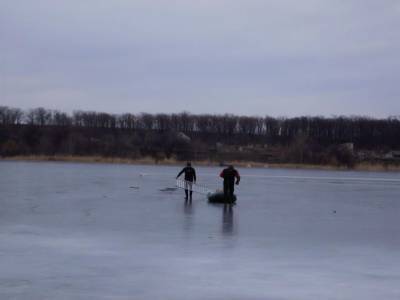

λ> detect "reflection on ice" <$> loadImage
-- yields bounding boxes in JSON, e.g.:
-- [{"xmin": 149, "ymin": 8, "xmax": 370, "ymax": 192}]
[{"xmin": 222, "ymin": 204, "xmax": 235, "ymax": 236}]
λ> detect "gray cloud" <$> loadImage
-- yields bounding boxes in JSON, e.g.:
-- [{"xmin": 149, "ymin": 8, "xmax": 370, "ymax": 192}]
[{"xmin": 1, "ymin": 0, "xmax": 400, "ymax": 116}]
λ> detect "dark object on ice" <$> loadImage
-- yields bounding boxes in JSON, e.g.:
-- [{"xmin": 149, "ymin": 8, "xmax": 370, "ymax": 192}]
[
  {"xmin": 208, "ymin": 191, "xmax": 237, "ymax": 203},
  {"xmin": 129, "ymin": 186, "xmax": 139, "ymax": 189},
  {"xmin": 159, "ymin": 187, "xmax": 178, "ymax": 192}
]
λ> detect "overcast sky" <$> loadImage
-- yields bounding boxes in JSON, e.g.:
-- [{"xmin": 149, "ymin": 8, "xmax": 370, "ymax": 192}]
[{"xmin": 1, "ymin": 0, "xmax": 400, "ymax": 117}]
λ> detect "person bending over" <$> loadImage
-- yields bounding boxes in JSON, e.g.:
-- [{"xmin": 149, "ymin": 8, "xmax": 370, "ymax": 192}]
[
  {"xmin": 176, "ymin": 162, "xmax": 197, "ymax": 200},
  {"xmin": 220, "ymin": 165, "xmax": 240, "ymax": 201}
]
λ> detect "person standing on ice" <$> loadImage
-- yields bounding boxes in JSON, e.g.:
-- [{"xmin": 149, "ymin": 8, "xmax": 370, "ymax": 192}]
[
  {"xmin": 176, "ymin": 162, "xmax": 197, "ymax": 200},
  {"xmin": 220, "ymin": 165, "xmax": 240, "ymax": 201}
]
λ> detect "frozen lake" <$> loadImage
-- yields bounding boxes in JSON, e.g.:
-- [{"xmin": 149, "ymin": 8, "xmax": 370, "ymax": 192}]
[{"xmin": 1, "ymin": 161, "xmax": 400, "ymax": 300}]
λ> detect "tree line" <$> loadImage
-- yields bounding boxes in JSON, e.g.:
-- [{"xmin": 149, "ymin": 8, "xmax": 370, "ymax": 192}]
[
  {"xmin": 1, "ymin": 106, "xmax": 400, "ymax": 165},
  {"xmin": 1, "ymin": 106, "xmax": 400, "ymax": 147}
]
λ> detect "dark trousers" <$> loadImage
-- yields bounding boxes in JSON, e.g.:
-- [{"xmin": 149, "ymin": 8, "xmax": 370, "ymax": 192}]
[
  {"xmin": 223, "ymin": 180, "xmax": 235, "ymax": 199},
  {"xmin": 185, "ymin": 181, "xmax": 193, "ymax": 199}
]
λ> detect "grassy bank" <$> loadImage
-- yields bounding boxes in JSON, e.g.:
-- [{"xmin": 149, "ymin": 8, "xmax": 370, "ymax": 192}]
[{"xmin": 2, "ymin": 155, "xmax": 400, "ymax": 172}]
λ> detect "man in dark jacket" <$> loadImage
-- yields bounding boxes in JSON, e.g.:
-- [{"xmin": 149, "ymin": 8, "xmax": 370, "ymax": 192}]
[
  {"xmin": 176, "ymin": 162, "xmax": 197, "ymax": 200},
  {"xmin": 220, "ymin": 165, "xmax": 240, "ymax": 201}
]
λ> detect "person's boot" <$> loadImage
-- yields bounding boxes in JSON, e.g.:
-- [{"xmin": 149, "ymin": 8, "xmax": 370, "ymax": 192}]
[{"xmin": 185, "ymin": 190, "xmax": 188, "ymax": 200}]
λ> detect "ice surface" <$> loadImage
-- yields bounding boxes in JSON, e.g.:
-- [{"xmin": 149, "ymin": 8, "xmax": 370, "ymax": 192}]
[{"xmin": 1, "ymin": 161, "xmax": 400, "ymax": 300}]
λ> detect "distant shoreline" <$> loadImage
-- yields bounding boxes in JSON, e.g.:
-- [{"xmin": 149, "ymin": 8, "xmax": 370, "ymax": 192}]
[{"xmin": 1, "ymin": 155, "xmax": 400, "ymax": 172}]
